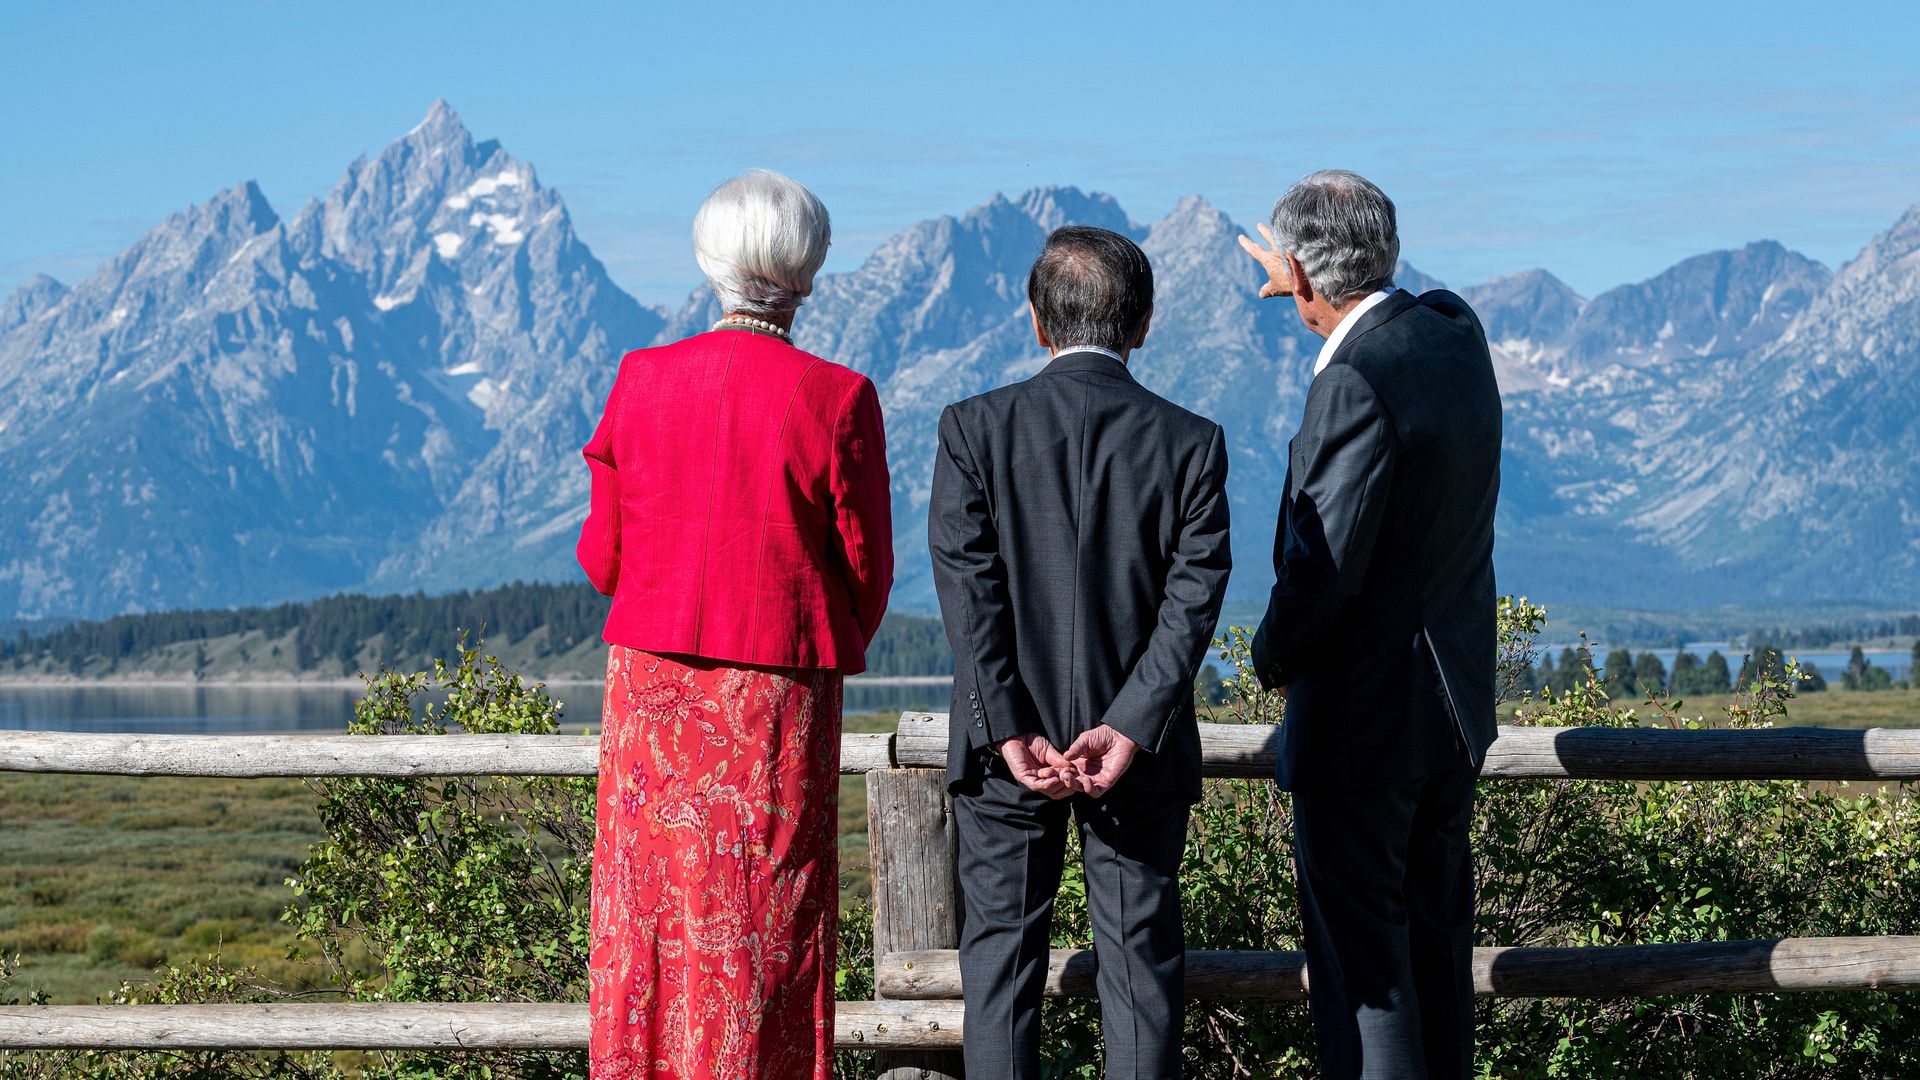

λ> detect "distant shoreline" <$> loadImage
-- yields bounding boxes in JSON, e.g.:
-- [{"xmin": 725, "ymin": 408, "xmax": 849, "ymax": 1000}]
[{"xmin": 0, "ymin": 673, "xmax": 955, "ymax": 689}]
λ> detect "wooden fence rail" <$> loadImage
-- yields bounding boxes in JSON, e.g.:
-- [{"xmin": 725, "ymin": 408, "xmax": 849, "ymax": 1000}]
[
  {"xmin": 7, "ymin": 717, "xmax": 1920, "ymax": 780},
  {"xmin": 2, "ymin": 713, "xmax": 1917, "ymax": 1062},
  {"xmin": 0, "ymin": 1002, "xmax": 964, "ymax": 1051},
  {"xmin": 878, "ymin": 937, "xmax": 1920, "ymax": 1000}
]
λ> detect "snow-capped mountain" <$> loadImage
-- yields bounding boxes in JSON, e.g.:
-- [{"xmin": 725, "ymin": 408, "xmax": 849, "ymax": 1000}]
[
  {"xmin": 2, "ymin": 102, "xmax": 1914, "ymax": 620},
  {"xmin": 1561, "ymin": 241, "xmax": 1830, "ymax": 370},
  {"xmin": 0, "ymin": 102, "xmax": 656, "ymax": 617},
  {"xmin": 1459, "ymin": 244, "xmax": 1830, "ymax": 395}
]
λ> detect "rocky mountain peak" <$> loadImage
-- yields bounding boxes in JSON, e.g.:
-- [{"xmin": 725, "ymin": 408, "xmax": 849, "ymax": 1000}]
[
  {"xmin": 1011, "ymin": 186, "xmax": 1135, "ymax": 235},
  {"xmin": 208, "ymin": 179, "xmax": 280, "ymax": 233},
  {"xmin": 1462, "ymin": 268, "xmax": 1586, "ymax": 345},
  {"xmin": 5, "ymin": 107, "xmax": 1917, "ymax": 620},
  {"xmin": 289, "ymin": 100, "xmax": 553, "ymax": 288},
  {"xmin": 0, "ymin": 274, "xmax": 68, "ymax": 333},
  {"xmin": 1154, "ymin": 194, "xmax": 1233, "ymax": 238},
  {"xmin": 1762, "ymin": 202, "xmax": 1920, "ymax": 366},
  {"xmin": 1815, "ymin": 202, "xmax": 1920, "ymax": 308},
  {"xmin": 411, "ymin": 99, "xmax": 466, "ymax": 141},
  {"xmin": 1558, "ymin": 240, "xmax": 1829, "ymax": 370}
]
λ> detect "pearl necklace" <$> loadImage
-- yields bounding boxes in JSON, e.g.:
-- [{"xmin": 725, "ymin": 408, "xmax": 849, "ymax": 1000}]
[{"xmin": 712, "ymin": 315, "xmax": 792, "ymax": 342}]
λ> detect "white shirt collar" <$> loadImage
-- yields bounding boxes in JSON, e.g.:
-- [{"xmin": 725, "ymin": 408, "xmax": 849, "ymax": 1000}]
[
  {"xmin": 1314, "ymin": 288, "xmax": 1398, "ymax": 376},
  {"xmin": 1053, "ymin": 344, "xmax": 1126, "ymax": 364}
]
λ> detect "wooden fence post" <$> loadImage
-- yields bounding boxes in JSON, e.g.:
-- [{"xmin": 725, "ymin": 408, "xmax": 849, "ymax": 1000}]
[{"xmin": 867, "ymin": 765, "xmax": 966, "ymax": 1079}]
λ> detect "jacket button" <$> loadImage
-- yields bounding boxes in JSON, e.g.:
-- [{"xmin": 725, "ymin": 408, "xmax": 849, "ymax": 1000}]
[{"xmin": 969, "ymin": 691, "xmax": 978, "ymax": 700}]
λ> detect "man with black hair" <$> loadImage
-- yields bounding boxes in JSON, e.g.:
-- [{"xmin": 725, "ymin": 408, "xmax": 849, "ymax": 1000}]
[{"xmin": 930, "ymin": 225, "xmax": 1232, "ymax": 1078}]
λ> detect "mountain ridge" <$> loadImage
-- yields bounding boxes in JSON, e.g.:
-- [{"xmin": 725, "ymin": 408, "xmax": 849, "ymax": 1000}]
[{"xmin": 2, "ymin": 104, "xmax": 1913, "ymax": 620}]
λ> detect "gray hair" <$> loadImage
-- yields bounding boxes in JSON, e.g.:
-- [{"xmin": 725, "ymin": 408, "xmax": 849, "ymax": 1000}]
[
  {"xmin": 692, "ymin": 169, "xmax": 831, "ymax": 316},
  {"xmin": 1269, "ymin": 170, "xmax": 1399, "ymax": 305}
]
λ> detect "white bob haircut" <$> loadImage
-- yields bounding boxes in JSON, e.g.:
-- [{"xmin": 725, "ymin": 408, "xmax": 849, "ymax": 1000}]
[{"xmin": 692, "ymin": 169, "xmax": 832, "ymax": 317}]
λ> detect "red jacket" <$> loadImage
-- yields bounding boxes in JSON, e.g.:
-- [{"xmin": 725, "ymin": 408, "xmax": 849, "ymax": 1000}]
[{"xmin": 577, "ymin": 329, "xmax": 893, "ymax": 674}]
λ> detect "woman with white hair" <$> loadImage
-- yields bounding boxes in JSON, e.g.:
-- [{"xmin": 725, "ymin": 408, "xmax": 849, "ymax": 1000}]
[{"xmin": 578, "ymin": 169, "xmax": 892, "ymax": 1078}]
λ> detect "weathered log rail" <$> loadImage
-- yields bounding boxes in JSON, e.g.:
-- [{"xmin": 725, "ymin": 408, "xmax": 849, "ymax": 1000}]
[
  {"xmin": 878, "ymin": 937, "xmax": 1920, "ymax": 1000},
  {"xmin": 7, "ymin": 714, "xmax": 1920, "ymax": 780},
  {"xmin": 2, "ymin": 713, "xmax": 1917, "ymax": 1063},
  {"xmin": 0, "ymin": 1002, "xmax": 965, "ymax": 1051}
]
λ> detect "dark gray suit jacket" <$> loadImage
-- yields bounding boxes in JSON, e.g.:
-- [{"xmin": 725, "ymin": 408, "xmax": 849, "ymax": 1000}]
[
  {"xmin": 929, "ymin": 349, "xmax": 1232, "ymax": 800},
  {"xmin": 1253, "ymin": 290, "xmax": 1503, "ymax": 791}
]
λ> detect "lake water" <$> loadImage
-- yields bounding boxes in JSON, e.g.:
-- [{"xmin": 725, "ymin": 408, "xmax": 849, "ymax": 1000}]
[
  {"xmin": 2, "ymin": 649, "xmax": 1910, "ymax": 735},
  {"xmin": 0, "ymin": 679, "xmax": 955, "ymax": 735}
]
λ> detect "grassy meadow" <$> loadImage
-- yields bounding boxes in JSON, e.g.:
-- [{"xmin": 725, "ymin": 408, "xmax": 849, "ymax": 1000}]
[
  {"xmin": 1, "ymin": 711, "xmax": 903, "ymax": 1005},
  {"xmin": 1496, "ymin": 686, "xmax": 1920, "ymax": 726},
  {"xmin": 0, "ymin": 774, "xmax": 322, "ymax": 1003}
]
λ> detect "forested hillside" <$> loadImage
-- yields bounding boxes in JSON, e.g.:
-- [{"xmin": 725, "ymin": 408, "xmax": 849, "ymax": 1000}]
[{"xmin": 0, "ymin": 582, "xmax": 954, "ymax": 681}]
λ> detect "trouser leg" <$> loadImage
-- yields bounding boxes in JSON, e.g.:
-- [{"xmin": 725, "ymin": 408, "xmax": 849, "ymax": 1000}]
[
  {"xmin": 953, "ymin": 766, "xmax": 1071, "ymax": 1080},
  {"xmin": 1406, "ymin": 765, "xmax": 1478, "ymax": 1080},
  {"xmin": 1291, "ymin": 778, "xmax": 1425, "ymax": 1080},
  {"xmin": 1078, "ymin": 794, "xmax": 1191, "ymax": 1080}
]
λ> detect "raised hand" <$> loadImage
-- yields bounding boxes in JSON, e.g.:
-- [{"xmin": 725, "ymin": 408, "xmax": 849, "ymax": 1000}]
[
  {"xmin": 999, "ymin": 732, "xmax": 1076, "ymax": 799},
  {"xmin": 1060, "ymin": 724, "xmax": 1141, "ymax": 798},
  {"xmin": 1237, "ymin": 223, "xmax": 1295, "ymax": 299}
]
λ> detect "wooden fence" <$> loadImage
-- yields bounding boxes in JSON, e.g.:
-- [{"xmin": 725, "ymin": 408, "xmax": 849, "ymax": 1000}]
[{"xmin": 4, "ymin": 713, "xmax": 1920, "ymax": 1076}]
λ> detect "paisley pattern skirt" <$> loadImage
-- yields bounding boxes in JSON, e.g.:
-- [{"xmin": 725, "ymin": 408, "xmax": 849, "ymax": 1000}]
[{"xmin": 589, "ymin": 645, "xmax": 841, "ymax": 1079}]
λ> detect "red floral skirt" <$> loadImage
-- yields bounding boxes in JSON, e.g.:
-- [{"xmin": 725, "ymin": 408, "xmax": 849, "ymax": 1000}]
[{"xmin": 589, "ymin": 646, "xmax": 841, "ymax": 1079}]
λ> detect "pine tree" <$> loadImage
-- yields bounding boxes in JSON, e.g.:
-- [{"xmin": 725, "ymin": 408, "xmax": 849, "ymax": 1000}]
[
  {"xmin": 1538, "ymin": 646, "xmax": 1590, "ymax": 696},
  {"xmin": 1632, "ymin": 651, "xmax": 1669, "ymax": 698},
  {"xmin": 1844, "ymin": 645, "xmax": 1871, "ymax": 691},
  {"xmin": 1738, "ymin": 643, "xmax": 1785, "ymax": 690},
  {"xmin": 1603, "ymin": 649, "xmax": 1636, "ymax": 699},
  {"xmin": 1670, "ymin": 651, "xmax": 1703, "ymax": 696},
  {"xmin": 1703, "ymin": 651, "xmax": 1732, "ymax": 694}
]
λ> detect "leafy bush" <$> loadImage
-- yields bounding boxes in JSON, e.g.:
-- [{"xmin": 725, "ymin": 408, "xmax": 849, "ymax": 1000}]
[
  {"xmin": 1, "ymin": 953, "xmax": 337, "ymax": 1079},
  {"xmin": 83, "ymin": 925, "xmax": 165, "ymax": 969},
  {"xmin": 1014, "ymin": 598, "xmax": 1920, "ymax": 1078},
  {"xmin": 281, "ymin": 642, "xmax": 596, "ymax": 1080},
  {"xmin": 9, "ymin": 614, "xmax": 1918, "ymax": 1078}
]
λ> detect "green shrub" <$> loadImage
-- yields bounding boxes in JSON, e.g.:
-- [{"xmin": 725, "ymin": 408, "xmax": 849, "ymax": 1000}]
[
  {"xmin": 1022, "ymin": 598, "xmax": 1920, "ymax": 1078},
  {"xmin": 1, "ymin": 954, "xmax": 344, "ymax": 1080},
  {"xmin": 8, "ymin": 612, "xmax": 1917, "ymax": 1078},
  {"xmin": 281, "ymin": 641, "xmax": 595, "ymax": 1080},
  {"xmin": 84, "ymin": 925, "xmax": 165, "ymax": 969}
]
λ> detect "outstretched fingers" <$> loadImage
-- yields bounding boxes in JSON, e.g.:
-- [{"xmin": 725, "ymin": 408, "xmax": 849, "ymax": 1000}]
[{"xmin": 1240, "ymin": 226, "xmax": 1293, "ymax": 299}]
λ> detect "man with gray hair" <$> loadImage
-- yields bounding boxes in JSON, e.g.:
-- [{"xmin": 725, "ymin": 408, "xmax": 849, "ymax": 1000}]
[
  {"xmin": 1239, "ymin": 170, "xmax": 1502, "ymax": 1078},
  {"xmin": 931, "ymin": 224, "xmax": 1231, "ymax": 1078}
]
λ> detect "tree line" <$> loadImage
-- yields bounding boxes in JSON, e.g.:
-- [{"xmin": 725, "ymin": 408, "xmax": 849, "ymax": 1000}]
[
  {"xmin": 1746, "ymin": 613, "xmax": 1920, "ymax": 650},
  {"xmin": 1522, "ymin": 641, "xmax": 1920, "ymax": 699},
  {"xmin": 0, "ymin": 582, "xmax": 955, "ymax": 679}
]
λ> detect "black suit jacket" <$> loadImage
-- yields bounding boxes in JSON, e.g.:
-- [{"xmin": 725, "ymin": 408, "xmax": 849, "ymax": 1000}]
[
  {"xmin": 929, "ymin": 349, "xmax": 1232, "ymax": 800},
  {"xmin": 1253, "ymin": 290, "xmax": 1503, "ymax": 792}
]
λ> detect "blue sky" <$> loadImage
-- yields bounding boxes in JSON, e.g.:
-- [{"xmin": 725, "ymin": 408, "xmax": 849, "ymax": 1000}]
[{"xmin": 4, "ymin": 0, "xmax": 1917, "ymax": 305}]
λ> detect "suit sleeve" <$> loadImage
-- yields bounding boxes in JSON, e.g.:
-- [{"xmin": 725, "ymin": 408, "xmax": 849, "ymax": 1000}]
[
  {"xmin": 576, "ymin": 368, "xmax": 623, "ymax": 597},
  {"xmin": 828, "ymin": 376, "xmax": 894, "ymax": 647},
  {"xmin": 1252, "ymin": 365, "xmax": 1396, "ymax": 689},
  {"xmin": 928, "ymin": 404, "xmax": 1035, "ymax": 749},
  {"xmin": 1099, "ymin": 423, "xmax": 1233, "ymax": 752}
]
